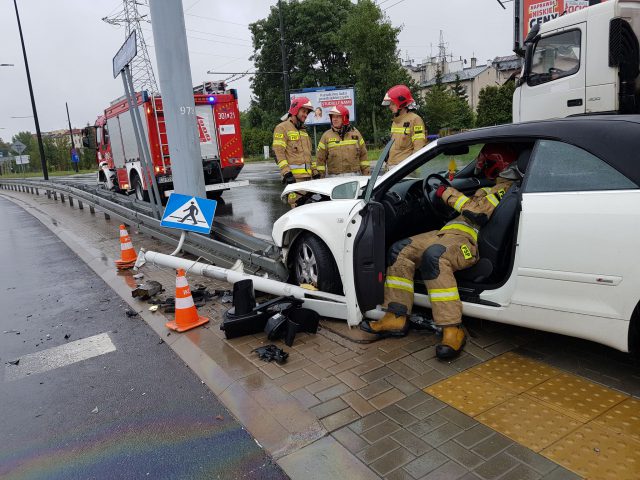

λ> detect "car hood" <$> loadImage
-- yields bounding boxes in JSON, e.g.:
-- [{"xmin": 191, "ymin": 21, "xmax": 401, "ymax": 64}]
[{"xmin": 280, "ymin": 176, "xmax": 370, "ymax": 199}]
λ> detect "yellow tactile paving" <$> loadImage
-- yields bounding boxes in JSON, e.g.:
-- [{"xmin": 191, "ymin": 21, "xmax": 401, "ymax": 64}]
[
  {"xmin": 468, "ymin": 351, "xmax": 561, "ymax": 393},
  {"xmin": 477, "ymin": 394, "xmax": 582, "ymax": 452},
  {"xmin": 593, "ymin": 397, "xmax": 640, "ymax": 442},
  {"xmin": 527, "ymin": 373, "xmax": 627, "ymax": 422},
  {"xmin": 427, "ymin": 352, "xmax": 640, "ymax": 479},
  {"xmin": 542, "ymin": 422, "xmax": 640, "ymax": 480},
  {"xmin": 425, "ymin": 370, "xmax": 516, "ymax": 417}
]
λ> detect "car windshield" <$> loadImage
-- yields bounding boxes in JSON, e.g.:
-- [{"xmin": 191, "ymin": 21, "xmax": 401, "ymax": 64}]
[{"xmin": 406, "ymin": 144, "xmax": 483, "ymax": 180}]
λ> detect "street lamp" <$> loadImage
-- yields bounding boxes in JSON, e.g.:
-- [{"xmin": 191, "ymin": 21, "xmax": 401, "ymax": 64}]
[{"xmin": 12, "ymin": 0, "xmax": 48, "ymax": 180}]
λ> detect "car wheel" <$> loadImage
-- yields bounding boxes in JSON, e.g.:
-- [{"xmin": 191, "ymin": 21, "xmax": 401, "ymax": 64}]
[
  {"xmin": 290, "ymin": 233, "xmax": 343, "ymax": 294},
  {"xmin": 131, "ymin": 174, "xmax": 148, "ymax": 202}
]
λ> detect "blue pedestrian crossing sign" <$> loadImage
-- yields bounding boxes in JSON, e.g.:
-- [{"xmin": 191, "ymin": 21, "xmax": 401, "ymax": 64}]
[{"xmin": 161, "ymin": 193, "xmax": 217, "ymax": 234}]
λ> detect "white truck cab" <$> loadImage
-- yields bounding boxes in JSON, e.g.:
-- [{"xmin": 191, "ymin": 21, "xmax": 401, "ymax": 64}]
[{"xmin": 514, "ymin": 0, "xmax": 640, "ymax": 122}]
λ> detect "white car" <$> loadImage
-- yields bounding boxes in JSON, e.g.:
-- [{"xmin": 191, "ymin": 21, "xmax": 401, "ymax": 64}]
[{"xmin": 272, "ymin": 116, "xmax": 640, "ymax": 354}]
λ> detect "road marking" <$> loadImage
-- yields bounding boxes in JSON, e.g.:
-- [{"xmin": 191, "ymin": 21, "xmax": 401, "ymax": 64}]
[{"xmin": 4, "ymin": 332, "xmax": 116, "ymax": 381}]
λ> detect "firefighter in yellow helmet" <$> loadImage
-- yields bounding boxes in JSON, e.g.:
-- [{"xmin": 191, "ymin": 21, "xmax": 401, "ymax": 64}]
[
  {"xmin": 316, "ymin": 105, "xmax": 370, "ymax": 176},
  {"xmin": 382, "ymin": 85, "xmax": 427, "ymax": 167},
  {"xmin": 360, "ymin": 144, "xmax": 523, "ymax": 359},
  {"xmin": 272, "ymin": 96, "xmax": 321, "ymax": 207}
]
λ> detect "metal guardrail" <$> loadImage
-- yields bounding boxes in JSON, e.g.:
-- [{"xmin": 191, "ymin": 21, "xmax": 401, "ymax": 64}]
[{"xmin": 0, "ymin": 178, "xmax": 288, "ymax": 280}]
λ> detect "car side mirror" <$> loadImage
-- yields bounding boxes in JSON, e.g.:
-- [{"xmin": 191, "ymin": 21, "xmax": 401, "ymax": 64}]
[{"xmin": 331, "ymin": 181, "xmax": 360, "ymax": 200}]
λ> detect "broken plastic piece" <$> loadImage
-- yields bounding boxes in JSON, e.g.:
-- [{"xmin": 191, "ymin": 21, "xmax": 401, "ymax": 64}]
[
  {"xmin": 131, "ymin": 280, "xmax": 163, "ymax": 300},
  {"xmin": 7, "ymin": 359, "xmax": 20, "ymax": 366},
  {"xmin": 251, "ymin": 344, "xmax": 289, "ymax": 364},
  {"xmin": 409, "ymin": 314, "xmax": 442, "ymax": 334},
  {"xmin": 91, "ymin": 407, "xmax": 99, "ymax": 414},
  {"xmin": 149, "ymin": 305, "xmax": 159, "ymax": 312},
  {"xmin": 125, "ymin": 309, "xmax": 139, "ymax": 318}
]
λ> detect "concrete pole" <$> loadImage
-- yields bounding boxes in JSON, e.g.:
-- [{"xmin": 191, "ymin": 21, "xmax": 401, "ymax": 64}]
[{"xmin": 148, "ymin": 0, "xmax": 205, "ymax": 198}]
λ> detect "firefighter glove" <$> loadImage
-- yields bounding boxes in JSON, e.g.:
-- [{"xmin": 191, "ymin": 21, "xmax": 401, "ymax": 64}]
[
  {"xmin": 282, "ymin": 172, "xmax": 296, "ymax": 185},
  {"xmin": 435, "ymin": 185, "xmax": 447, "ymax": 198}
]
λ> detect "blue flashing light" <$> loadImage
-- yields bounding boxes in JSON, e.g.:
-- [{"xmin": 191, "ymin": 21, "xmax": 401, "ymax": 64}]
[{"xmin": 208, "ymin": 96, "xmax": 216, "ymax": 104}]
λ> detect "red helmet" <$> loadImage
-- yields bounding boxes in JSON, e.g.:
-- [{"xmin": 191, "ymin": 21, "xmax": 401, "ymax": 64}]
[
  {"xmin": 475, "ymin": 144, "xmax": 518, "ymax": 179},
  {"xmin": 382, "ymin": 85, "xmax": 415, "ymax": 109},
  {"xmin": 284, "ymin": 96, "xmax": 314, "ymax": 120},
  {"xmin": 328, "ymin": 105, "xmax": 350, "ymax": 125}
]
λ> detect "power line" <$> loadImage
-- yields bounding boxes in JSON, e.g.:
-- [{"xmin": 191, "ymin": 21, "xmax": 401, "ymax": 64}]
[
  {"xmin": 141, "ymin": 27, "xmax": 251, "ymax": 49},
  {"xmin": 184, "ymin": 12, "xmax": 248, "ymax": 27},
  {"xmin": 384, "ymin": 0, "xmax": 408, "ymax": 10}
]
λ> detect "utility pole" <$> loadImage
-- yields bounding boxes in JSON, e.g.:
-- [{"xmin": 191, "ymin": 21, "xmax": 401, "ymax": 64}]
[
  {"xmin": 278, "ymin": 0, "xmax": 290, "ymax": 110},
  {"xmin": 148, "ymin": 0, "xmax": 205, "ymax": 198},
  {"xmin": 65, "ymin": 102, "xmax": 78, "ymax": 172},
  {"xmin": 12, "ymin": 0, "xmax": 48, "ymax": 180}
]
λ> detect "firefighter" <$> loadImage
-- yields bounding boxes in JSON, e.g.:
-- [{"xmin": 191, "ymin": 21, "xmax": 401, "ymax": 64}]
[
  {"xmin": 382, "ymin": 85, "xmax": 427, "ymax": 167},
  {"xmin": 316, "ymin": 105, "xmax": 370, "ymax": 176},
  {"xmin": 272, "ymin": 96, "xmax": 321, "ymax": 207},
  {"xmin": 360, "ymin": 144, "xmax": 523, "ymax": 360}
]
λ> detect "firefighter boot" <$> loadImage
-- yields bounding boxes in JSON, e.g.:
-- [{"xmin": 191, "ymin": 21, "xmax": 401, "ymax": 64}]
[
  {"xmin": 436, "ymin": 326, "xmax": 466, "ymax": 360},
  {"xmin": 360, "ymin": 312, "xmax": 409, "ymax": 337}
]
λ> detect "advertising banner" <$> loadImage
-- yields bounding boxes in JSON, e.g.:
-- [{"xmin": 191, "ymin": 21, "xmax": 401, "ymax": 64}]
[
  {"xmin": 515, "ymin": 0, "xmax": 607, "ymax": 52},
  {"xmin": 289, "ymin": 87, "xmax": 356, "ymax": 126}
]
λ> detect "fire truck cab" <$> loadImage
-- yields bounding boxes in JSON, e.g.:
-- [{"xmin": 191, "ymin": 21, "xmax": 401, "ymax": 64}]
[{"xmin": 83, "ymin": 88, "xmax": 245, "ymax": 201}]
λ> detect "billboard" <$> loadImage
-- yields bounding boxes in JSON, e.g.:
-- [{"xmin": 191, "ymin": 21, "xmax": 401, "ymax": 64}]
[
  {"xmin": 289, "ymin": 87, "xmax": 356, "ymax": 126},
  {"xmin": 514, "ymin": 0, "xmax": 607, "ymax": 53}
]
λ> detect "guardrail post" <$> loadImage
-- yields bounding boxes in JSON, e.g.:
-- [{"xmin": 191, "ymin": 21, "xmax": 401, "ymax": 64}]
[
  {"xmin": 69, "ymin": 196, "xmax": 74, "ymax": 207},
  {"xmin": 104, "ymin": 212, "xmax": 110, "ymax": 220},
  {"xmin": 60, "ymin": 194, "xmax": 65, "ymax": 203},
  {"xmin": 53, "ymin": 192, "xmax": 58, "ymax": 201},
  {"xmin": 46, "ymin": 190, "xmax": 51, "ymax": 199},
  {"xmin": 35, "ymin": 188, "xmax": 39, "ymax": 195},
  {"xmin": 78, "ymin": 200, "xmax": 83, "ymax": 210},
  {"xmin": 89, "ymin": 205, "xmax": 95, "ymax": 214}
]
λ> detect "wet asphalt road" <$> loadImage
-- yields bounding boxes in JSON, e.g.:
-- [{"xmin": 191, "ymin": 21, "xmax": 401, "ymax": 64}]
[
  {"xmin": 53, "ymin": 162, "xmax": 290, "ymax": 239},
  {"xmin": 0, "ymin": 197, "xmax": 287, "ymax": 480}
]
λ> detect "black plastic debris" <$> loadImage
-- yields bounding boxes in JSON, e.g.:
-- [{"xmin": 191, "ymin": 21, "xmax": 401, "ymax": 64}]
[
  {"xmin": 221, "ymin": 295, "xmax": 303, "ymax": 339},
  {"xmin": 64, "ymin": 334, "xmax": 70, "ymax": 340},
  {"xmin": 125, "ymin": 309, "xmax": 139, "ymax": 318},
  {"xmin": 252, "ymin": 344, "xmax": 288, "ymax": 364},
  {"xmin": 409, "ymin": 314, "xmax": 442, "ymax": 334},
  {"xmin": 131, "ymin": 280, "xmax": 163, "ymax": 300},
  {"xmin": 7, "ymin": 359, "xmax": 19, "ymax": 366}
]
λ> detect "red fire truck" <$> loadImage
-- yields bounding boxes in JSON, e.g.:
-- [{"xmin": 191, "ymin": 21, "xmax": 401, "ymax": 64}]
[{"xmin": 82, "ymin": 87, "xmax": 245, "ymax": 201}]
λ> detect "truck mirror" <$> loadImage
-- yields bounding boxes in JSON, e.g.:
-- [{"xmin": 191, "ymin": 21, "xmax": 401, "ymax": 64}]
[
  {"xmin": 524, "ymin": 23, "xmax": 540, "ymax": 45},
  {"xmin": 522, "ymin": 42, "xmax": 535, "ymax": 84}
]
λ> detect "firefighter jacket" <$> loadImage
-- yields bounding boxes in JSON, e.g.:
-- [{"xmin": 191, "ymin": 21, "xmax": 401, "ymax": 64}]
[
  {"xmin": 439, "ymin": 177, "xmax": 515, "ymax": 243},
  {"xmin": 388, "ymin": 111, "xmax": 427, "ymax": 167},
  {"xmin": 272, "ymin": 117, "xmax": 317, "ymax": 180},
  {"xmin": 316, "ymin": 126, "xmax": 369, "ymax": 176}
]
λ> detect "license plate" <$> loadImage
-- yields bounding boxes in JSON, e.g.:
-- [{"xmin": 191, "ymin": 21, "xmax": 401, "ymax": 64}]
[{"xmin": 158, "ymin": 175, "xmax": 173, "ymax": 184}]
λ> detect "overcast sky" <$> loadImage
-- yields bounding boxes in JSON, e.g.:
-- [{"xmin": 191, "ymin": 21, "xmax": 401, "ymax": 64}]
[{"xmin": 0, "ymin": 0, "xmax": 513, "ymax": 143}]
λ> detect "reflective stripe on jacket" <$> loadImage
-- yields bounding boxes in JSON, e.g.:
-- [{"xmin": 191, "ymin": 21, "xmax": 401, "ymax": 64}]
[
  {"xmin": 317, "ymin": 127, "xmax": 369, "ymax": 176},
  {"xmin": 272, "ymin": 118, "xmax": 315, "ymax": 179},
  {"xmin": 388, "ymin": 111, "xmax": 427, "ymax": 167}
]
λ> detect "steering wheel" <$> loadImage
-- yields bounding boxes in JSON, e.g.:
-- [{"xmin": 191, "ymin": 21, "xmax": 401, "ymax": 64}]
[{"xmin": 422, "ymin": 173, "xmax": 457, "ymax": 220}]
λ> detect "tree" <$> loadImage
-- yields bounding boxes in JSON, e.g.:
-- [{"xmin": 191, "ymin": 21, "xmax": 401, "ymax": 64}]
[
  {"xmin": 339, "ymin": 0, "xmax": 418, "ymax": 144},
  {"xmin": 423, "ymin": 69, "xmax": 456, "ymax": 133},
  {"xmin": 476, "ymin": 81, "xmax": 516, "ymax": 127},
  {"xmin": 249, "ymin": 0, "xmax": 354, "ymax": 129},
  {"xmin": 451, "ymin": 74, "xmax": 468, "ymax": 103}
]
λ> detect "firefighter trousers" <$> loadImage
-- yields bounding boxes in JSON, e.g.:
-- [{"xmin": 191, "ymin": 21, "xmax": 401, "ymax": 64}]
[{"xmin": 383, "ymin": 230, "xmax": 478, "ymax": 326}]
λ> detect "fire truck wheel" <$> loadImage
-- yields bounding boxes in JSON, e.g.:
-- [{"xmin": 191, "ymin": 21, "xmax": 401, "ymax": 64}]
[
  {"xmin": 290, "ymin": 233, "xmax": 343, "ymax": 295},
  {"xmin": 131, "ymin": 174, "xmax": 149, "ymax": 202}
]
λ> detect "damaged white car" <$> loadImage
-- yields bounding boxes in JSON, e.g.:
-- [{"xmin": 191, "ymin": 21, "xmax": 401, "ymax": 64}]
[{"xmin": 272, "ymin": 116, "xmax": 640, "ymax": 353}]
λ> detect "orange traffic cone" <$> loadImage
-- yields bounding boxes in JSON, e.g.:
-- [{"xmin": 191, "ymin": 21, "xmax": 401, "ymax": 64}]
[
  {"xmin": 115, "ymin": 225, "xmax": 137, "ymax": 270},
  {"xmin": 165, "ymin": 269, "xmax": 209, "ymax": 332}
]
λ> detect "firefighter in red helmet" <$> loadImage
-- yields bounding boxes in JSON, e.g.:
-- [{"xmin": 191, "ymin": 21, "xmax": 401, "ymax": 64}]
[
  {"xmin": 316, "ymin": 105, "xmax": 370, "ymax": 176},
  {"xmin": 273, "ymin": 96, "xmax": 320, "ymax": 207},
  {"xmin": 382, "ymin": 85, "xmax": 427, "ymax": 167},
  {"xmin": 361, "ymin": 144, "xmax": 523, "ymax": 360}
]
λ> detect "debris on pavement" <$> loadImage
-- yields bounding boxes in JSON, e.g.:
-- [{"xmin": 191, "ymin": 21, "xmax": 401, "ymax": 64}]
[
  {"xmin": 3, "ymin": 330, "xmax": 20, "ymax": 334},
  {"xmin": 91, "ymin": 407, "xmax": 99, "ymax": 414},
  {"xmin": 131, "ymin": 280, "xmax": 163, "ymax": 300},
  {"xmin": 252, "ymin": 344, "xmax": 289, "ymax": 364},
  {"xmin": 64, "ymin": 334, "xmax": 70, "ymax": 339},
  {"xmin": 148, "ymin": 305, "xmax": 159, "ymax": 312},
  {"xmin": 125, "ymin": 309, "xmax": 139, "ymax": 318},
  {"xmin": 133, "ymin": 273, "xmax": 144, "ymax": 279},
  {"xmin": 7, "ymin": 359, "xmax": 20, "ymax": 366}
]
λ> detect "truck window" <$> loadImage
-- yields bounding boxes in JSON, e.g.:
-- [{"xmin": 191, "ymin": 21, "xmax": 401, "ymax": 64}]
[
  {"xmin": 524, "ymin": 140, "xmax": 638, "ymax": 193},
  {"xmin": 103, "ymin": 124, "xmax": 110, "ymax": 145},
  {"xmin": 528, "ymin": 30, "xmax": 581, "ymax": 87}
]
